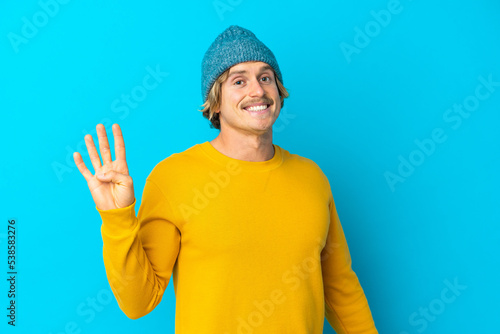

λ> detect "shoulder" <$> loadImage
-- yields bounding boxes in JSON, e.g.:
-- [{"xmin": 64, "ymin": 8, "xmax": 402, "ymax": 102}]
[
  {"xmin": 146, "ymin": 142, "xmax": 206, "ymax": 182},
  {"xmin": 279, "ymin": 145, "xmax": 326, "ymax": 172},
  {"xmin": 278, "ymin": 145, "xmax": 334, "ymax": 203},
  {"xmin": 278, "ymin": 145, "xmax": 331, "ymax": 184}
]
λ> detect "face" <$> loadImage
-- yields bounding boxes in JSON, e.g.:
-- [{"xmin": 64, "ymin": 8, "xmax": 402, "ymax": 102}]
[{"xmin": 216, "ymin": 61, "xmax": 281, "ymax": 135}]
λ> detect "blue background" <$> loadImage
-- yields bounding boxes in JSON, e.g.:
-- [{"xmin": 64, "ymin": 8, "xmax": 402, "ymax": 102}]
[{"xmin": 1, "ymin": 0, "xmax": 499, "ymax": 333}]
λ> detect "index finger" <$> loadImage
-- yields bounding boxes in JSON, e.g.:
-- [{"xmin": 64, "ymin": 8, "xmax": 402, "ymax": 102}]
[
  {"xmin": 73, "ymin": 151, "xmax": 93, "ymax": 182},
  {"xmin": 113, "ymin": 124, "xmax": 127, "ymax": 162}
]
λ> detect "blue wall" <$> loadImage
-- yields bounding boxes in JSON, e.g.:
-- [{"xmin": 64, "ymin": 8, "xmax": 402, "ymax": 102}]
[{"xmin": 1, "ymin": 0, "xmax": 499, "ymax": 333}]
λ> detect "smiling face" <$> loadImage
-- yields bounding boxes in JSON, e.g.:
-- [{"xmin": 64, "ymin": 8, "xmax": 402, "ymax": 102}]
[{"xmin": 215, "ymin": 61, "xmax": 281, "ymax": 136}]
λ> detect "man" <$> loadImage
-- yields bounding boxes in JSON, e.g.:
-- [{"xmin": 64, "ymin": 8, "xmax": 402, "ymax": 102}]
[{"xmin": 73, "ymin": 25, "xmax": 378, "ymax": 333}]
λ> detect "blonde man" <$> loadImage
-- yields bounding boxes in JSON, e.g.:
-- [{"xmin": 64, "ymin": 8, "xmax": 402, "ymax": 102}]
[{"xmin": 74, "ymin": 25, "xmax": 378, "ymax": 333}]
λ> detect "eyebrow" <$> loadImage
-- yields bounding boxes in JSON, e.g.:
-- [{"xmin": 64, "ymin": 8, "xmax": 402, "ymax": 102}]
[{"xmin": 228, "ymin": 65, "xmax": 274, "ymax": 78}]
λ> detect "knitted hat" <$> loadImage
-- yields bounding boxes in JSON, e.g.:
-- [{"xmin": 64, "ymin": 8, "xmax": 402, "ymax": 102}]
[{"xmin": 201, "ymin": 25, "xmax": 283, "ymax": 103}]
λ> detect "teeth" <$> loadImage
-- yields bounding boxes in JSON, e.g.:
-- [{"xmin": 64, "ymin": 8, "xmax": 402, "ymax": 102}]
[{"xmin": 246, "ymin": 105, "xmax": 268, "ymax": 111}]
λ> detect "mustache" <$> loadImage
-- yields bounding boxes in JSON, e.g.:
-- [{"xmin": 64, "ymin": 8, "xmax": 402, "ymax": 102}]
[{"xmin": 242, "ymin": 98, "xmax": 273, "ymax": 108}]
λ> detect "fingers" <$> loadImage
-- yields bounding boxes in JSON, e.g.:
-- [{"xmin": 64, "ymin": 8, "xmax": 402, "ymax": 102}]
[
  {"xmin": 84, "ymin": 133, "xmax": 102, "ymax": 172},
  {"xmin": 79, "ymin": 123, "xmax": 127, "ymax": 177},
  {"xmin": 96, "ymin": 124, "xmax": 112, "ymax": 165},
  {"xmin": 113, "ymin": 124, "xmax": 127, "ymax": 163},
  {"xmin": 96, "ymin": 169, "xmax": 132, "ymax": 187},
  {"xmin": 73, "ymin": 152, "xmax": 93, "ymax": 182}
]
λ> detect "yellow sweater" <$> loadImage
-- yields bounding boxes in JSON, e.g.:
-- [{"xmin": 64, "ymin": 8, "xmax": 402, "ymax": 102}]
[{"xmin": 97, "ymin": 141, "xmax": 378, "ymax": 333}]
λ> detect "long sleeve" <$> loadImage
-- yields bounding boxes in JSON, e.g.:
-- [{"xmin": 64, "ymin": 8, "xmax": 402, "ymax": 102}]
[
  {"xmin": 96, "ymin": 178, "xmax": 180, "ymax": 319},
  {"xmin": 321, "ymin": 196, "xmax": 378, "ymax": 333},
  {"xmin": 92, "ymin": 142, "xmax": 379, "ymax": 332}
]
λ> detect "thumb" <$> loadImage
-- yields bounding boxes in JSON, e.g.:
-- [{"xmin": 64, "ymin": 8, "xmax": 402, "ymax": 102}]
[{"xmin": 96, "ymin": 170, "xmax": 126, "ymax": 184}]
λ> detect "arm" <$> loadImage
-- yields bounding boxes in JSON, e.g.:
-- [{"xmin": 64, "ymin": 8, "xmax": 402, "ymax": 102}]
[
  {"xmin": 97, "ymin": 178, "xmax": 180, "ymax": 319},
  {"xmin": 321, "ymin": 196, "xmax": 378, "ymax": 333},
  {"xmin": 74, "ymin": 123, "xmax": 180, "ymax": 319}
]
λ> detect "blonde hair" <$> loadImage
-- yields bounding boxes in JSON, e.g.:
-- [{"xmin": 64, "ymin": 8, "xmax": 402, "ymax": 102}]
[{"xmin": 199, "ymin": 69, "xmax": 289, "ymax": 130}]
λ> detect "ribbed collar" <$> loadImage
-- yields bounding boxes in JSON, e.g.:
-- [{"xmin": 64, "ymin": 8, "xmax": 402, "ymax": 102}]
[{"xmin": 199, "ymin": 141, "xmax": 284, "ymax": 172}]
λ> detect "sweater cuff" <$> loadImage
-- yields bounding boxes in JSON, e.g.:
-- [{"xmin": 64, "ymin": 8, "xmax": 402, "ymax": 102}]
[{"xmin": 96, "ymin": 199, "xmax": 138, "ymax": 236}]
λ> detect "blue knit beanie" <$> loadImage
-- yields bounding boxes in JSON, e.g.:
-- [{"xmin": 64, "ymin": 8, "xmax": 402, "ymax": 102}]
[{"xmin": 201, "ymin": 25, "xmax": 283, "ymax": 103}]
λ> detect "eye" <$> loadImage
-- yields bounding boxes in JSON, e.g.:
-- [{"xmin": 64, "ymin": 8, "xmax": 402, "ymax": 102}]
[
  {"xmin": 262, "ymin": 75, "xmax": 275, "ymax": 83},
  {"xmin": 234, "ymin": 80, "xmax": 243, "ymax": 85}
]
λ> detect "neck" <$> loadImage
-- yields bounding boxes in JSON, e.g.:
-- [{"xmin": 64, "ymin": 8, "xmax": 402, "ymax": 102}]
[{"xmin": 209, "ymin": 128, "xmax": 274, "ymax": 162}]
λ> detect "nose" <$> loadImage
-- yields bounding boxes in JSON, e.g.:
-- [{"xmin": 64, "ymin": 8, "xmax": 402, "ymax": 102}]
[{"xmin": 247, "ymin": 77, "xmax": 265, "ymax": 97}]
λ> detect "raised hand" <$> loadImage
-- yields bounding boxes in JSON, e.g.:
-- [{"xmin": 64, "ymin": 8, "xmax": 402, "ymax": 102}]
[{"xmin": 73, "ymin": 123, "xmax": 135, "ymax": 211}]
